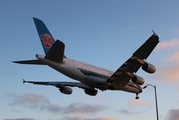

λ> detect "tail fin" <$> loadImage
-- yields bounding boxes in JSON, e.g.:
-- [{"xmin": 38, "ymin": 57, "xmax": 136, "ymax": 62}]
[{"xmin": 33, "ymin": 17, "xmax": 55, "ymax": 54}]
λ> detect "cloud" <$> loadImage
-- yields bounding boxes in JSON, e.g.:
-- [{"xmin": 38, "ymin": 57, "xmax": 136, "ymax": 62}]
[
  {"xmin": 4, "ymin": 118, "xmax": 36, "ymax": 120},
  {"xmin": 127, "ymin": 99, "xmax": 151, "ymax": 106},
  {"xmin": 62, "ymin": 116, "xmax": 84, "ymax": 120},
  {"xmin": 155, "ymin": 39, "xmax": 179, "ymax": 50},
  {"xmin": 165, "ymin": 108, "xmax": 179, "ymax": 120},
  {"xmin": 84, "ymin": 117, "xmax": 117, "ymax": 120},
  {"xmin": 64, "ymin": 103, "xmax": 106, "ymax": 114},
  {"xmin": 153, "ymin": 50, "xmax": 179, "ymax": 83},
  {"xmin": 62, "ymin": 116, "xmax": 117, "ymax": 120},
  {"xmin": 155, "ymin": 64, "xmax": 179, "ymax": 83},
  {"xmin": 8, "ymin": 93, "xmax": 52, "ymax": 110},
  {"xmin": 10, "ymin": 93, "xmax": 50, "ymax": 105},
  {"xmin": 167, "ymin": 51, "xmax": 179, "ymax": 61},
  {"xmin": 6, "ymin": 92, "xmax": 106, "ymax": 114},
  {"xmin": 150, "ymin": 38, "xmax": 179, "ymax": 83},
  {"xmin": 116, "ymin": 108, "xmax": 140, "ymax": 115}
]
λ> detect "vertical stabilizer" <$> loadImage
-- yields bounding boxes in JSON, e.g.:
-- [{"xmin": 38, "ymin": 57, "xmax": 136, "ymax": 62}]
[{"xmin": 33, "ymin": 17, "xmax": 55, "ymax": 54}]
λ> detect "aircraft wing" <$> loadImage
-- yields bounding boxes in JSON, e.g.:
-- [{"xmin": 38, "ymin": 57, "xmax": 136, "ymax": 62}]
[
  {"xmin": 106, "ymin": 32, "xmax": 159, "ymax": 86},
  {"xmin": 23, "ymin": 79, "xmax": 89, "ymax": 89}
]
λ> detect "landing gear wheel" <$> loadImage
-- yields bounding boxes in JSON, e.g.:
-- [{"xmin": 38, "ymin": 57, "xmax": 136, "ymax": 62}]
[{"xmin": 135, "ymin": 94, "xmax": 139, "ymax": 99}]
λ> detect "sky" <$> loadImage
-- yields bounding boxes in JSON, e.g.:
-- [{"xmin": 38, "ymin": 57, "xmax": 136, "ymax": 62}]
[{"xmin": 1, "ymin": 0, "xmax": 179, "ymax": 120}]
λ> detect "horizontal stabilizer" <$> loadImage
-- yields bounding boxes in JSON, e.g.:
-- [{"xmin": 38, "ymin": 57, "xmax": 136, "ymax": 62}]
[
  {"xmin": 45, "ymin": 39, "xmax": 65, "ymax": 63},
  {"xmin": 13, "ymin": 59, "xmax": 45, "ymax": 65}
]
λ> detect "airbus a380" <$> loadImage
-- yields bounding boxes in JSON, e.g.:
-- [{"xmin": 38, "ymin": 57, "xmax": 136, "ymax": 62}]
[{"xmin": 13, "ymin": 18, "xmax": 159, "ymax": 99}]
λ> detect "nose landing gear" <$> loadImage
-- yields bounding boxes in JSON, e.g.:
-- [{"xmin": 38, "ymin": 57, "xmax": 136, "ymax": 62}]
[{"xmin": 135, "ymin": 94, "xmax": 139, "ymax": 99}]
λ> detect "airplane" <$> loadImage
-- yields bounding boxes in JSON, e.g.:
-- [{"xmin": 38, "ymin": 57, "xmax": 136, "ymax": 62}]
[{"xmin": 13, "ymin": 17, "xmax": 159, "ymax": 99}]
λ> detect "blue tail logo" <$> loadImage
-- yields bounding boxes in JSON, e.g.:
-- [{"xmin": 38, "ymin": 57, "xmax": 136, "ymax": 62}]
[{"xmin": 40, "ymin": 33, "xmax": 55, "ymax": 48}]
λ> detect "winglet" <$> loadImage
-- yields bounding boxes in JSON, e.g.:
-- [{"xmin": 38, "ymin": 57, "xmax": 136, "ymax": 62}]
[
  {"xmin": 22, "ymin": 79, "xmax": 26, "ymax": 84},
  {"xmin": 152, "ymin": 30, "xmax": 157, "ymax": 36}
]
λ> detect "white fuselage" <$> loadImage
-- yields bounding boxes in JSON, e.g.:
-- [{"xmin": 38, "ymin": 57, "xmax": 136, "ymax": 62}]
[{"xmin": 36, "ymin": 54, "xmax": 142, "ymax": 94}]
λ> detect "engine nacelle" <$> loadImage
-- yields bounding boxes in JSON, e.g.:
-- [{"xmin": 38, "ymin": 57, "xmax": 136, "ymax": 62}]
[
  {"xmin": 132, "ymin": 75, "xmax": 144, "ymax": 85},
  {"xmin": 142, "ymin": 62, "xmax": 156, "ymax": 74},
  {"xmin": 84, "ymin": 89, "xmax": 98, "ymax": 96},
  {"xmin": 59, "ymin": 86, "xmax": 72, "ymax": 95}
]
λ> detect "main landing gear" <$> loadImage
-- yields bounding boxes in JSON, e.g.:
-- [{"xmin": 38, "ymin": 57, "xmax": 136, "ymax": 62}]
[{"xmin": 135, "ymin": 94, "xmax": 139, "ymax": 99}]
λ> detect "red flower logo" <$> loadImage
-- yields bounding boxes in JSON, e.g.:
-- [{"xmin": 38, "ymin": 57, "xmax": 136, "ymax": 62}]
[{"xmin": 40, "ymin": 34, "xmax": 55, "ymax": 48}]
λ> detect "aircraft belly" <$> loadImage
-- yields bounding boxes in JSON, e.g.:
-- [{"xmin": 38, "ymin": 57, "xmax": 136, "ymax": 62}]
[
  {"xmin": 37, "ymin": 57, "xmax": 85, "ymax": 82},
  {"xmin": 83, "ymin": 76, "xmax": 106, "ymax": 87},
  {"xmin": 36, "ymin": 56, "xmax": 142, "ymax": 94},
  {"xmin": 58, "ymin": 65, "xmax": 85, "ymax": 80},
  {"xmin": 108, "ymin": 71, "xmax": 142, "ymax": 93},
  {"xmin": 113, "ymin": 82, "xmax": 142, "ymax": 94}
]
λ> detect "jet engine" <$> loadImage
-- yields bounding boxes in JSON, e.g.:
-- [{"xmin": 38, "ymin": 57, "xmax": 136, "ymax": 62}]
[
  {"xmin": 131, "ymin": 75, "xmax": 144, "ymax": 85},
  {"xmin": 59, "ymin": 86, "xmax": 72, "ymax": 95},
  {"xmin": 84, "ymin": 89, "xmax": 98, "ymax": 96},
  {"xmin": 142, "ymin": 62, "xmax": 156, "ymax": 74}
]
